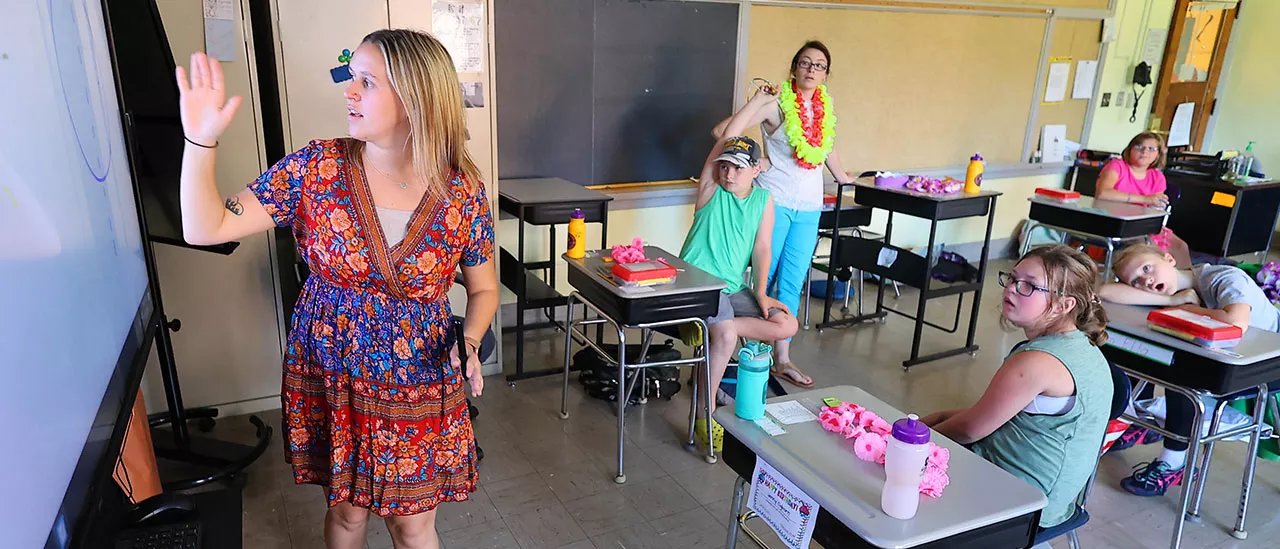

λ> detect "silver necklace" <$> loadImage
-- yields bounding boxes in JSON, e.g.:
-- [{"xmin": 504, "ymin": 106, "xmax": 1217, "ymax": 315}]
[{"xmin": 366, "ymin": 154, "xmax": 415, "ymax": 189}]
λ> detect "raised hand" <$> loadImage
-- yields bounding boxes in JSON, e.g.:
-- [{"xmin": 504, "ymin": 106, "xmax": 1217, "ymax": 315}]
[{"xmin": 175, "ymin": 52, "xmax": 243, "ymax": 145}]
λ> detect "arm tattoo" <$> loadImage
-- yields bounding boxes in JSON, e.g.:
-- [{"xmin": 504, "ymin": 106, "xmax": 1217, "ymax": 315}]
[{"xmin": 224, "ymin": 196, "xmax": 244, "ymax": 216}]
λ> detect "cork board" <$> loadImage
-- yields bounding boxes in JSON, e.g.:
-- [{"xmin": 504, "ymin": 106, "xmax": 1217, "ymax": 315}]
[
  {"xmin": 1035, "ymin": 19, "xmax": 1104, "ymax": 145},
  {"xmin": 747, "ymin": 6, "xmax": 1046, "ymax": 170}
]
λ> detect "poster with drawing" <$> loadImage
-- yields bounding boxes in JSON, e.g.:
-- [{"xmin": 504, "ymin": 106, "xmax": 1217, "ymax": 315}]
[
  {"xmin": 432, "ymin": 1, "xmax": 485, "ymax": 73},
  {"xmin": 746, "ymin": 457, "xmax": 819, "ymax": 549}
]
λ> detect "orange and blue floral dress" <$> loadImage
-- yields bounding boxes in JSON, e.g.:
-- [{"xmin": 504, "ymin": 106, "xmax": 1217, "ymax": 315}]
[{"xmin": 249, "ymin": 138, "xmax": 493, "ymax": 516}]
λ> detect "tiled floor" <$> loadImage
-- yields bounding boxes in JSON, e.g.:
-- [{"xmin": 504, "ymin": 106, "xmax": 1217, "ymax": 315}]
[{"xmin": 210, "ymin": 259, "xmax": 1280, "ymax": 548}]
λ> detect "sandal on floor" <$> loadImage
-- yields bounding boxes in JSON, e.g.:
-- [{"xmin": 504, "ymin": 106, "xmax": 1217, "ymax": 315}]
[
  {"xmin": 771, "ymin": 363, "xmax": 814, "ymax": 388},
  {"xmin": 694, "ymin": 417, "xmax": 724, "ymax": 453}
]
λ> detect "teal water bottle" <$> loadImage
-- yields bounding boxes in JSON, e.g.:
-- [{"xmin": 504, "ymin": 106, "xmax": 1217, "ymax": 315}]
[{"xmin": 734, "ymin": 341, "xmax": 772, "ymax": 421}]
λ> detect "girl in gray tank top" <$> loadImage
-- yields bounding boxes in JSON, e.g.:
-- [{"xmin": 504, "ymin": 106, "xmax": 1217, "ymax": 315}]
[{"xmin": 920, "ymin": 245, "xmax": 1113, "ymax": 529}]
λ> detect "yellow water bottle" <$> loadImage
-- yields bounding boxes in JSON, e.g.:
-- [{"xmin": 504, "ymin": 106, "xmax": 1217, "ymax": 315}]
[
  {"xmin": 567, "ymin": 208, "xmax": 586, "ymax": 259},
  {"xmin": 964, "ymin": 153, "xmax": 984, "ymax": 194}
]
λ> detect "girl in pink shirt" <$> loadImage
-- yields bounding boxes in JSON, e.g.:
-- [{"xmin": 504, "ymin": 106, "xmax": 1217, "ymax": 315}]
[{"xmin": 1096, "ymin": 132, "xmax": 1190, "ymax": 267}]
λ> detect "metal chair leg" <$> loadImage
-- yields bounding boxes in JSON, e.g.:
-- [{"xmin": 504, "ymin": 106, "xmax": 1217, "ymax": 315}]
[
  {"xmin": 726, "ymin": 476, "xmax": 747, "ymax": 548},
  {"xmin": 687, "ymin": 346, "xmax": 702, "ymax": 447},
  {"xmin": 1188, "ymin": 398, "xmax": 1229, "ymax": 519},
  {"xmin": 1067, "ymin": 530, "xmax": 1081, "ymax": 549}
]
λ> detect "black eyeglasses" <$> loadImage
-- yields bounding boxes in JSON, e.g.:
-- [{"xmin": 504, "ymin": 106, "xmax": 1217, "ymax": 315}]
[
  {"xmin": 796, "ymin": 60, "xmax": 828, "ymax": 73},
  {"xmin": 997, "ymin": 272, "xmax": 1061, "ymax": 297}
]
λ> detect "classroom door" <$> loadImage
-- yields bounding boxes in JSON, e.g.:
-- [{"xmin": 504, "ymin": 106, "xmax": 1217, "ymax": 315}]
[{"xmin": 1150, "ymin": 0, "xmax": 1238, "ymax": 151}]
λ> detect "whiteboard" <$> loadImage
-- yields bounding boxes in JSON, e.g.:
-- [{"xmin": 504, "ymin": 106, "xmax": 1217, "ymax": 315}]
[{"xmin": 0, "ymin": 1, "xmax": 148, "ymax": 546}]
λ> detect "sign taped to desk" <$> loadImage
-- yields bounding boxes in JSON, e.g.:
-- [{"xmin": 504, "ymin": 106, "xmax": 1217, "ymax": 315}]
[{"xmin": 747, "ymin": 457, "xmax": 819, "ymax": 549}]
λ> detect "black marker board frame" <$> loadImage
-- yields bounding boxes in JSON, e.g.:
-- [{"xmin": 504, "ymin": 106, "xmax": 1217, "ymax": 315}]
[{"xmin": 496, "ymin": 0, "xmax": 738, "ymax": 187}]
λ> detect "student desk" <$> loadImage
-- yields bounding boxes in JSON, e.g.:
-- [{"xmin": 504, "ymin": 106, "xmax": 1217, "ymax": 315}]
[
  {"xmin": 497, "ymin": 178, "xmax": 613, "ymax": 382},
  {"xmin": 828, "ymin": 180, "xmax": 1002, "ymax": 368},
  {"xmin": 1101, "ymin": 302, "xmax": 1280, "ymax": 548},
  {"xmin": 714, "ymin": 386, "xmax": 1046, "ymax": 549},
  {"xmin": 1023, "ymin": 196, "xmax": 1168, "ymax": 279},
  {"xmin": 1164, "ymin": 174, "xmax": 1280, "ymax": 258},
  {"xmin": 559, "ymin": 246, "xmax": 724, "ymax": 483}
]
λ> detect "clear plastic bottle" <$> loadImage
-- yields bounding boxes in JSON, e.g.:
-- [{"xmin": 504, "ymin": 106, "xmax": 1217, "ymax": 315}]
[{"xmin": 881, "ymin": 414, "xmax": 931, "ymax": 520}]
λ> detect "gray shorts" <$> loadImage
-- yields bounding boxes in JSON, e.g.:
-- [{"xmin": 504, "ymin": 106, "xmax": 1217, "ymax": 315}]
[{"xmin": 708, "ymin": 289, "xmax": 781, "ymax": 325}]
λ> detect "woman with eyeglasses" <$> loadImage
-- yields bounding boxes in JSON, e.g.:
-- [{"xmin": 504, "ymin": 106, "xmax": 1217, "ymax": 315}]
[
  {"xmin": 920, "ymin": 245, "xmax": 1113, "ymax": 536},
  {"xmin": 1095, "ymin": 132, "xmax": 1191, "ymax": 267},
  {"xmin": 711, "ymin": 40, "xmax": 852, "ymax": 388}
]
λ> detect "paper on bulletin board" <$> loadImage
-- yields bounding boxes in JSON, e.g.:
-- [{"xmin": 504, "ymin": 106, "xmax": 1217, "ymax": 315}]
[
  {"xmin": 1072, "ymin": 60, "xmax": 1098, "ymax": 99},
  {"xmin": 202, "ymin": 0, "xmax": 236, "ymax": 62},
  {"xmin": 432, "ymin": 0, "xmax": 486, "ymax": 73},
  {"xmin": 1043, "ymin": 62, "xmax": 1070, "ymax": 103},
  {"xmin": 747, "ymin": 457, "xmax": 819, "ymax": 549},
  {"xmin": 1168, "ymin": 102, "xmax": 1195, "ymax": 147},
  {"xmin": 1042, "ymin": 124, "xmax": 1068, "ymax": 163}
]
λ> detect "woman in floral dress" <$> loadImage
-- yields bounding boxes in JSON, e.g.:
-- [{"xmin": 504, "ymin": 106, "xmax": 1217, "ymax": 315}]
[{"xmin": 175, "ymin": 29, "xmax": 496, "ymax": 549}]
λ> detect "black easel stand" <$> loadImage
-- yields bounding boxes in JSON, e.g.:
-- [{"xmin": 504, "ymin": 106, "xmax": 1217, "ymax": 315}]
[{"xmin": 140, "ymin": 239, "xmax": 273, "ymax": 491}]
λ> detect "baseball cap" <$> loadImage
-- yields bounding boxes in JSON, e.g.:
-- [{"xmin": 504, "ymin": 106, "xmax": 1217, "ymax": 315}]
[{"xmin": 713, "ymin": 136, "xmax": 761, "ymax": 168}]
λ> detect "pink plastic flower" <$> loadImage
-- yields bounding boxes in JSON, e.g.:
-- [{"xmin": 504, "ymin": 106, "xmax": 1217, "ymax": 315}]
[
  {"xmin": 818, "ymin": 409, "xmax": 848, "ymax": 433},
  {"xmin": 927, "ymin": 443, "xmax": 950, "ymax": 471},
  {"xmin": 919, "ymin": 464, "xmax": 950, "ymax": 498},
  {"xmin": 853, "ymin": 431, "xmax": 887, "ymax": 464},
  {"xmin": 856, "ymin": 411, "xmax": 880, "ymax": 429},
  {"xmin": 869, "ymin": 416, "xmax": 892, "ymax": 436},
  {"xmin": 838, "ymin": 403, "xmax": 865, "ymax": 416},
  {"xmin": 842, "ymin": 425, "xmax": 866, "ymax": 441}
]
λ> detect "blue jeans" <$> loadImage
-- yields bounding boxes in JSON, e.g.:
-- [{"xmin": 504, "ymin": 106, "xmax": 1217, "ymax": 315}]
[{"xmin": 766, "ymin": 205, "xmax": 821, "ymax": 341}]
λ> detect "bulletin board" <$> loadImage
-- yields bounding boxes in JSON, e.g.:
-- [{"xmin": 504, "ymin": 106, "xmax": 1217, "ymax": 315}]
[
  {"xmin": 1035, "ymin": 19, "xmax": 1104, "ymax": 147},
  {"xmin": 747, "ymin": 6, "xmax": 1047, "ymax": 170}
]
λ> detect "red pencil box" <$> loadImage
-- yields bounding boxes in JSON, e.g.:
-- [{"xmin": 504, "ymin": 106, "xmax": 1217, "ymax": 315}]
[
  {"xmin": 612, "ymin": 259, "xmax": 677, "ymax": 285},
  {"xmin": 1035, "ymin": 188, "xmax": 1081, "ymax": 200},
  {"xmin": 1147, "ymin": 308, "xmax": 1243, "ymax": 342}
]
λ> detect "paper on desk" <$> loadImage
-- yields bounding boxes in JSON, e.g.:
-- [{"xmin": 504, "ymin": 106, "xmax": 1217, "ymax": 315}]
[
  {"xmin": 748, "ymin": 457, "xmax": 820, "ymax": 549},
  {"xmin": 1169, "ymin": 102, "xmax": 1195, "ymax": 148},
  {"xmin": 766, "ymin": 401, "xmax": 817, "ymax": 425},
  {"xmin": 754, "ymin": 417, "xmax": 787, "ymax": 436}
]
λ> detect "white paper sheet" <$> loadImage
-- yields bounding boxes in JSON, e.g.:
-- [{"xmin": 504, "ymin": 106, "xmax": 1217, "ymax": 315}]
[
  {"xmin": 1143, "ymin": 28, "xmax": 1169, "ymax": 68},
  {"xmin": 1044, "ymin": 62, "xmax": 1070, "ymax": 103},
  {"xmin": 202, "ymin": 0, "xmax": 236, "ymax": 62},
  {"xmin": 1169, "ymin": 102, "xmax": 1195, "ymax": 147},
  {"xmin": 747, "ymin": 457, "xmax": 820, "ymax": 549},
  {"xmin": 765, "ymin": 401, "xmax": 817, "ymax": 425},
  {"xmin": 1072, "ymin": 60, "xmax": 1098, "ymax": 99},
  {"xmin": 432, "ymin": 1, "xmax": 486, "ymax": 73},
  {"xmin": 754, "ymin": 417, "xmax": 787, "ymax": 436},
  {"xmin": 1041, "ymin": 124, "xmax": 1068, "ymax": 163}
]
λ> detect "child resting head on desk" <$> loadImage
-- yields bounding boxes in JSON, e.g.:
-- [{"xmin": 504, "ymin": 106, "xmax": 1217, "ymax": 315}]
[
  {"xmin": 678, "ymin": 134, "xmax": 800, "ymax": 453},
  {"xmin": 1100, "ymin": 243, "xmax": 1280, "ymax": 497},
  {"xmin": 921, "ymin": 245, "xmax": 1112, "ymax": 530},
  {"xmin": 1095, "ymin": 132, "xmax": 1192, "ymax": 268}
]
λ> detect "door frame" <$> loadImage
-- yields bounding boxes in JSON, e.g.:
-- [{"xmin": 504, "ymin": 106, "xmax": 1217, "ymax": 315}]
[{"xmin": 1150, "ymin": 0, "xmax": 1239, "ymax": 150}]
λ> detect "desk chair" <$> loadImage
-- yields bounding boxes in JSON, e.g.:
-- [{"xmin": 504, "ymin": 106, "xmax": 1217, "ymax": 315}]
[
  {"xmin": 804, "ymin": 172, "xmax": 900, "ymax": 329},
  {"xmin": 1032, "ymin": 351, "xmax": 1132, "ymax": 548}
]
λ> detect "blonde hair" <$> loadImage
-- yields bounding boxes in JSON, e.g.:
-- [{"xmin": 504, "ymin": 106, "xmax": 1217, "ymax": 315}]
[
  {"xmin": 1001, "ymin": 245, "xmax": 1109, "ymax": 346},
  {"xmin": 353, "ymin": 29, "xmax": 482, "ymax": 195},
  {"xmin": 1123, "ymin": 131, "xmax": 1167, "ymax": 170},
  {"xmin": 1112, "ymin": 243, "xmax": 1167, "ymax": 281}
]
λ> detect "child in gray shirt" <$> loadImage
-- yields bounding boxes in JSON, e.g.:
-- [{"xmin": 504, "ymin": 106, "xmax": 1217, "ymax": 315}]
[{"xmin": 1100, "ymin": 244, "xmax": 1280, "ymax": 497}]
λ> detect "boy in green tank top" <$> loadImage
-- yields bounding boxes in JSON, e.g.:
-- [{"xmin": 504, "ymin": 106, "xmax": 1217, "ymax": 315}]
[{"xmin": 680, "ymin": 135, "xmax": 799, "ymax": 452}]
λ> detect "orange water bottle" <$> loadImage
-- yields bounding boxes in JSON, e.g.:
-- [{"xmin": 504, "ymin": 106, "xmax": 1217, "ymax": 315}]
[
  {"xmin": 964, "ymin": 153, "xmax": 984, "ymax": 194},
  {"xmin": 566, "ymin": 208, "xmax": 586, "ymax": 259}
]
